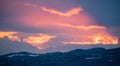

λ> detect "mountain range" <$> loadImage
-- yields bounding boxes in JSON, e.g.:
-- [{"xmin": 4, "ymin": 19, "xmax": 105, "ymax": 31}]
[{"xmin": 0, "ymin": 47, "xmax": 120, "ymax": 66}]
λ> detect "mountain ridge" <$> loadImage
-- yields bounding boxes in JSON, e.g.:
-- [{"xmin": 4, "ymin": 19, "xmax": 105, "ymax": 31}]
[{"xmin": 0, "ymin": 47, "xmax": 120, "ymax": 66}]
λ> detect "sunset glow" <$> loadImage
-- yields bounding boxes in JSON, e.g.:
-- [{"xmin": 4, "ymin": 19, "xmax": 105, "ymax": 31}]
[
  {"xmin": 0, "ymin": 0, "xmax": 119, "ymax": 54},
  {"xmin": 63, "ymin": 34, "xmax": 118, "ymax": 45},
  {"xmin": 23, "ymin": 33, "xmax": 56, "ymax": 49}
]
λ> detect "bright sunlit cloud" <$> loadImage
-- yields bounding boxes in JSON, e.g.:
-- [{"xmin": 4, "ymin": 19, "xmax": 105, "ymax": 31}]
[
  {"xmin": 0, "ymin": 32, "xmax": 21, "ymax": 42},
  {"xmin": 23, "ymin": 33, "xmax": 56, "ymax": 49},
  {"xmin": 63, "ymin": 34, "xmax": 118, "ymax": 45},
  {"xmin": 0, "ymin": 31, "xmax": 56, "ymax": 49}
]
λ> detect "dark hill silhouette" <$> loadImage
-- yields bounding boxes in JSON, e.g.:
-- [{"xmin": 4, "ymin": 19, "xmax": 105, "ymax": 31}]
[{"xmin": 0, "ymin": 47, "xmax": 120, "ymax": 66}]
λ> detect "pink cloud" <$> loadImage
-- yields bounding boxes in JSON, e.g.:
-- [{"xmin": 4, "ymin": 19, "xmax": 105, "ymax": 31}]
[
  {"xmin": 41, "ymin": 6, "xmax": 83, "ymax": 16},
  {"xmin": 60, "ymin": 24, "xmax": 106, "ymax": 30}
]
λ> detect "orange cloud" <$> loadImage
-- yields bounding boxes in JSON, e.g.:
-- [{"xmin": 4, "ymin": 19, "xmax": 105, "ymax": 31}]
[
  {"xmin": 63, "ymin": 34, "xmax": 118, "ymax": 45},
  {"xmin": 60, "ymin": 24, "xmax": 106, "ymax": 30},
  {"xmin": 0, "ymin": 31, "xmax": 56, "ymax": 49},
  {"xmin": 0, "ymin": 32, "xmax": 21, "ymax": 42},
  {"xmin": 23, "ymin": 33, "xmax": 56, "ymax": 49},
  {"xmin": 41, "ymin": 6, "xmax": 83, "ymax": 16}
]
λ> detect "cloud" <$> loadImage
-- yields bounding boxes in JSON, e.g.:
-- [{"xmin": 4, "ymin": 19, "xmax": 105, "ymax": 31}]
[
  {"xmin": 23, "ymin": 3, "xmax": 83, "ymax": 16},
  {"xmin": 41, "ymin": 6, "xmax": 83, "ymax": 16},
  {"xmin": 63, "ymin": 34, "xmax": 118, "ymax": 45},
  {"xmin": 60, "ymin": 24, "xmax": 106, "ymax": 30},
  {"xmin": 23, "ymin": 33, "xmax": 56, "ymax": 49},
  {"xmin": 0, "ymin": 32, "xmax": 21, "ymax": 42},
  {"xmin": 0, "ymin": 31, "xmax": 56, "ymax": 49}
]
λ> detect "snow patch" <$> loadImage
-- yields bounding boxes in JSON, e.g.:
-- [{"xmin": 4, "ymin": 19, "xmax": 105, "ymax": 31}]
[
  {"xmin": 8, "ymin": 54, "xmax": 24, "ymax": 57},
  {"xmin": 85, "ymin": 57, "xmax": 102, "ymax": 59},
  {"xmin": 7, "ymin": 54, "xmax": 39, "ymax": 57},
  {"xmin": 29, "ymin": 54, "xmax": 39, "ymax": 57}
]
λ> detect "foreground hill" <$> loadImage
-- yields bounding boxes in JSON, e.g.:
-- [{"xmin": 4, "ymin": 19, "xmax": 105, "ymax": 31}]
[{"xmin": 0, "ymin": 48, "xmax": 120, "ymax": 66}]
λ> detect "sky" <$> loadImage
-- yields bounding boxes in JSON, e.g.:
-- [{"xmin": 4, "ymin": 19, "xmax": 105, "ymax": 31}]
[{"xmin": 0, "ymin": 0, "xmax": 120, "ymax": 55}]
